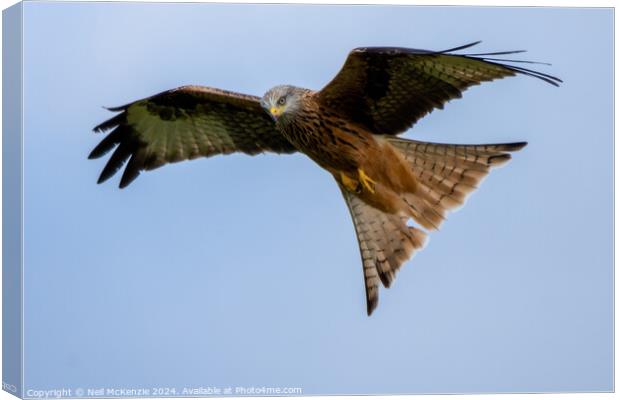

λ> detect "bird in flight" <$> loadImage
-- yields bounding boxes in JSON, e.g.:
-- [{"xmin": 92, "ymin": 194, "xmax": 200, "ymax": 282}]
[{"xmin": 90, "ymin": 41, "xmax": 560, "ymax": 315}]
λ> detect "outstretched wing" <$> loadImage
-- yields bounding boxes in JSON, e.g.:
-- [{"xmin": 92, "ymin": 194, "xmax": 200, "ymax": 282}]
[
  {"xmin": 317, "ymin": 41, "xmax": 562, "ymax": 136},
  {"xmin": 90, "ymin": 85, "xmax": 297, "ymax": 188}
]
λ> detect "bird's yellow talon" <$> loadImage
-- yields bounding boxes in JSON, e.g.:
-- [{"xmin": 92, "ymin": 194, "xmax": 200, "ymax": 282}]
[
  {"xmin": 357, "ymin": 168, "xmax": 376, "ymax": 194},
  {"xmin": 340, "ymin": 172, "xmax": 359, "ymax": 193}
]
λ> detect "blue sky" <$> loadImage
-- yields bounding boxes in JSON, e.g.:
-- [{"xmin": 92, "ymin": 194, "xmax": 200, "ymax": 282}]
[{"xmin": 19, "ymin": 2, "xmax": 612, "ymax": 395}]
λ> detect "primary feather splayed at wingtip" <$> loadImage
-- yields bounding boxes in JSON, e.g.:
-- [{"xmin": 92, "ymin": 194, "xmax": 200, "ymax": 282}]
[
  {"xmin": 88, "ymin": 125, "xmax": 126, "ymax": 159},
  {"xmin": 441, "ymin": 41, "xmax": 562, "ymax": 86},
  {"xmin": 89, "ymin": 86, "xmax": 299, "ymax": 188},
  {"xmin": 93, "ymin": 111, "xmax": 125, "ymax": 134},
  {"xmin": 438, "ymin": 40, "xmax": 483, "ymax": 53},
  {"xmin": 318, "ymin": 42, "xmax": 561, "ymax": 137}
]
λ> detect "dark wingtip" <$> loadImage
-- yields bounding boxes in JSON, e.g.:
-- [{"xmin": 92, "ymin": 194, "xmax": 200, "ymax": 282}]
[
  {"xmin": 93, "ymin": 124, "xmax": 106, "ymax": 133},
  {"xmin": 95, "ymin": 141, "xmax": 134, "ymax": 186},
  {"xmin": 440, "ymin": 40, "xmax": 482, "ymax": 53},
  {"xmin": 88, "ymin": 145, "xmax": 108, "ymax": 160},
  {"xmin": 105, "ymin": 104, "xmax": 128, "ymax": 112},
  {"xmin": 119, "ymin": 172, "xmax": 139, "ymax": 189},
  {"xmin": 88, "ymin": 126, "xmax": 124, "ymax": 159},
  {"xmin": 93, "ymin": 110, "xmax": 126, "ymax": 133},
  {"xmin": 507, "ymin": 64, "xmax": 563, "ymax": 86},
  {"xmin": 467, "ymin": 50, "xmax": 528, "ymax": 57},
  {"xmin": 441, "ymin": 43, "xmax": 563, "ymax": 87}
]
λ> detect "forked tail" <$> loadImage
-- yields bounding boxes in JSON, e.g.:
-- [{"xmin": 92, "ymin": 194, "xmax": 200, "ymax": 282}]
[
  {"xmin": 389, "ymin": 137, "xmax": 527, "ymax": 231},
  {"xmin": 341, "ymin": 137, "xmax": 526, "ymax": 315}
]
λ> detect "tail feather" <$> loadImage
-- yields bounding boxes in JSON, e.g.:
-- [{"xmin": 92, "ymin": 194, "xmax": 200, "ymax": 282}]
[
  {"xmin": 389, "ymin": 138, "xmax": 527, "ymax": 218},
  {"xmin": 340, "ymin": 185, "xmax": 427, "ymax": 315},
  {"xmin": 402, "ymin": 193, "xmax": 446, "ymax": 230},
  {"xmin": 340, "ymin": 137, "xmax": 525, "ymax": 315}
]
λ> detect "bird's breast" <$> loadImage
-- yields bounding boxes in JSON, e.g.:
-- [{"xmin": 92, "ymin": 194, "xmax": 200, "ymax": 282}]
[{"xmin": 277, "ymin": 113, "xmax": 373, "ymax": 173}]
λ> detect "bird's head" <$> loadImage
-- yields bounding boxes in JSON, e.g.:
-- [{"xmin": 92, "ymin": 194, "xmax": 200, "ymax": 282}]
[{"xmin": 261, "ymin": 85, "xmax": 305, "ymax": 123}]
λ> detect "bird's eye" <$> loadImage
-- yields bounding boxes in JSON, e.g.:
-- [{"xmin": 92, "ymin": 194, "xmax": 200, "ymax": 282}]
[{"xmin": 277, "ymin": 96, "xmax": 286, "ymax": 106}]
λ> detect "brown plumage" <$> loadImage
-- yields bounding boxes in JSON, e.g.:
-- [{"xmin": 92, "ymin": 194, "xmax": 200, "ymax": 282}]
[{"xmin": 90, "ymin": 42, "xmax": 560, "ymax": 315}]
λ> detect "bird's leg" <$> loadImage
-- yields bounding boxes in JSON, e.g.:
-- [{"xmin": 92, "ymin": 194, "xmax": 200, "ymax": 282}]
[
  {"xmin": 340, "ymin": 172, "xmax": 361, "ymax": 193},
  {"xmin": 357, "ymin": 168, "xmax": 376, "ymax": 194}
]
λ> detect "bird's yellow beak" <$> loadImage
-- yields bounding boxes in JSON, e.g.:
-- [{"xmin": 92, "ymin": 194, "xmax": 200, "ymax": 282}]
[{"xmin": 270, "ymin": 106, "xmax": 282, "ymax": 119}]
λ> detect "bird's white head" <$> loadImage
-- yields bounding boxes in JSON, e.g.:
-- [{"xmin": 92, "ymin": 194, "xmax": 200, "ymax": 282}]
[{"xmin": 261, "ymin": 85, "xmax": 305, "ymax": 123}]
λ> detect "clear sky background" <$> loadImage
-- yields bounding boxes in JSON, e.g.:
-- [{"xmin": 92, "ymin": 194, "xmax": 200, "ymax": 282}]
[{"xmin": 20, "ymin": 2, "xmax": 612, "ymax": 395}]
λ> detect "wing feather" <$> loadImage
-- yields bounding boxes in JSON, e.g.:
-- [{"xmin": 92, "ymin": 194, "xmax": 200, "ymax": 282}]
[
  {"xmin": 90, "ymin": 85, "xmax": 296, "ymax": 188},
  {"xmin": 317, "ymin": 42, "xmax": 561, "ymax": 135}
]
